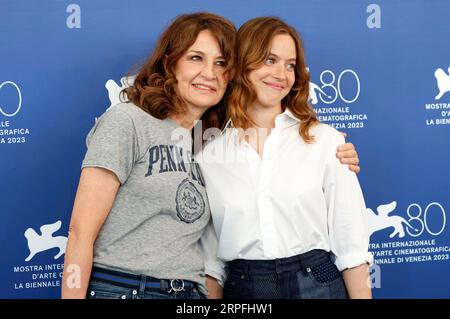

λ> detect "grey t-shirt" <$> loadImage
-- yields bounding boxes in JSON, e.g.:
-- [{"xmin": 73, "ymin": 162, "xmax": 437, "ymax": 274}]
[{"xmin": 82, "ymin": 102, "xmax": 210, "ymax": 292}]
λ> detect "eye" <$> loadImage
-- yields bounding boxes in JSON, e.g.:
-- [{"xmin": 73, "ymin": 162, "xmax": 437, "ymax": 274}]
[
  {"xmin": 265, "ymin": 57, "xmax": 275, "ymax": 65},
  {"xmin": 190, "ymin": 55, "xmax": 202, "ymax": 62},
  {"xmin": 215, "ymin": 60, "xmax": 227, "ymax": 67},
  {"xmin": 287, "ymin": 63, "xmax": 296, "ymax": 71}
]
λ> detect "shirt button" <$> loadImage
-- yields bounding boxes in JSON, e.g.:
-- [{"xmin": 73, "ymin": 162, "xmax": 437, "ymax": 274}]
[
  {"xmin": 132, "ymin": 290, "xmax": 138, "ymax": 295},
  {"xmin": 121, "ymin": 295, "xmax": 127, "ymax": 299},
  {"xmin": 90, "ymin": 291, "xmax": 95, "ymax": 296}
]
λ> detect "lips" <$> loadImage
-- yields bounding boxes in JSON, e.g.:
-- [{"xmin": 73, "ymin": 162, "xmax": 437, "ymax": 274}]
[
  {"xmin": 192, "ymin": 83, "xmax": 217, "ymax": 92},
  {"xmin": 263, "ymin": 81, "xmax": 284, "ymax": 91}
]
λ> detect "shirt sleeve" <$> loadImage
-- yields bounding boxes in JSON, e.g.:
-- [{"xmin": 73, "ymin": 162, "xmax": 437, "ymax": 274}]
[
  {"xmin": 82, "ymin": 106, "xmax": 139, "ymax": 184},
  {"xmin": 199, "ymin": 218, "xmax": 227, "ymax": 287},
  {"xmin": 323, "ymin": 133, "xmax": 374, "ymax": 272}
]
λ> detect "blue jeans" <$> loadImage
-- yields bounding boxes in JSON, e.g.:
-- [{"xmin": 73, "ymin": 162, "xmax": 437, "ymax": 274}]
[
  {"xmin": 223, "ymin": 250, "xmax": 348, "ymax": 299},
  {"xmin": 86, "ymin": 268, "xmax": 206, "ymax": 299}
]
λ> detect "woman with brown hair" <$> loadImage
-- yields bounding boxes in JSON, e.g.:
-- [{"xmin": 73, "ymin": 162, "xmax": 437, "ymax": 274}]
[
  {"xmin": 61, "ymin": 12, "xmax": 236, "ymax": 299},
  {"xmin": 199, "ymin": 17, "xmax": 372, "ymax": 299}
]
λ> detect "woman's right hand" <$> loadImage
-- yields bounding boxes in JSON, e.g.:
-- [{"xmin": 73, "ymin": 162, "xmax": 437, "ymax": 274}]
[{"xmin": 61, "ymin": 167, "xmax": 120, "ymax": 299}]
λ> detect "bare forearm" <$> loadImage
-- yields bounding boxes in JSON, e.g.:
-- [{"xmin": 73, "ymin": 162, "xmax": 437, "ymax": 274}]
[
  {"xmin": 61, "ymin": 168, "xmax": 119, "ymax": 299},
  {"xmin": 206, "ymin": 275, "xmax": 223, "ymax": 299},
  {"xmin": 61, "ymin": 234, "xmax": 94, "ymax": 299},
  {"xmin": 342, "ymin": 263, "xmax": 372, "ymax": 299}
]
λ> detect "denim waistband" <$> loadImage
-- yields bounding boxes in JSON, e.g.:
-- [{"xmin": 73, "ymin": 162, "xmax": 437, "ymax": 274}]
[
  {"xmin": 228, "ymin": 249, "xmax": 331, "ymax": 274},
  {"xmin": 90, "ymin": 266, "xmax": 196, "ymax": 293}
]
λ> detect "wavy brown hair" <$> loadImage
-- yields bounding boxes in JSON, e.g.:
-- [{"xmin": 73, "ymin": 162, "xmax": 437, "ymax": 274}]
[
  {"xmin": 228, "ymin": 17, "xmax": 319, "ymax": 143},
  {"xmin": 124, "ymin": 13, "xmax": 236, "ymax": 129}
]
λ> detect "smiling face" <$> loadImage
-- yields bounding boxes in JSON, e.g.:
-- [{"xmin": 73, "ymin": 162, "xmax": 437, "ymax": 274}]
[
  {"xmin": 248, "ymin": 34, "xmax": 297, "ymax": 109},
  {"xmin": 173, "ymin": 30, "xmax": 229, "ymax": 114}
]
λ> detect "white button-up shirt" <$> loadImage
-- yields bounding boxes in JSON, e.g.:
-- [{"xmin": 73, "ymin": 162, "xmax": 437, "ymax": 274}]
[{"xmin": 197, "ymin": 110, "xmax": 373, "ymax": 283}]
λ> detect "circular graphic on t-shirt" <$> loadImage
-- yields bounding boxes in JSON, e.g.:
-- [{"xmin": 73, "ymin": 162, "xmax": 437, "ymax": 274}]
[{"xmin": 176, "ymin": 178, "xmax": 206, "ymax": 223}]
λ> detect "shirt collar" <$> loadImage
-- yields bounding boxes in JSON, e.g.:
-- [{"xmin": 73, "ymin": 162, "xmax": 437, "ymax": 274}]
[
  {"xmin": 221, "ymin": 118, "xmax": 234, "ymax": 134},
  {"xmin": 275, "ymin": 108, "xmax": 300, "ymax": 128}
]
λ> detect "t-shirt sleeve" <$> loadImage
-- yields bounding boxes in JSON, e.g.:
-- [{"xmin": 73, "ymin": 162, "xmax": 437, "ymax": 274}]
[
  {"xmin": 82, "ymin": 107, "xmax": 139, "ymax": 184},
  {"xmin": 199, "ymin": 219, "xmax": 227, "ymax": 287}
]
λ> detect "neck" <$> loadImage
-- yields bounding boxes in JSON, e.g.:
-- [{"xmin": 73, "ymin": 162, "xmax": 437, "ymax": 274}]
[
  {"xmin": 247, "ymin": 102, "xmax": 283, "ymax": 128},
  {"xmin": 168, "ymin": 107, "xmax": 205, "ymax": 130}
]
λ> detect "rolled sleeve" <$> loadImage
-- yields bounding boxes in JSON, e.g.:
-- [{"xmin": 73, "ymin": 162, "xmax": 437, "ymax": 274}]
[
  {"xmin": 334, "ymin": 252, "xmax": 374, "ymax": 272},
  {"xmin": 199, "ymin": 219, "xmax": 227, "ymax": 286},
  {"xmin": 324, "ymin": 133, "xmax": 372, "ymax": 272}
]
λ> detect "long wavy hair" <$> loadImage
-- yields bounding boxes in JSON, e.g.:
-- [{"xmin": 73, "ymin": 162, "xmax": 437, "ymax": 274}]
[
  {"xmin": 124, "ymin": 13, "xmax": 236, "ymax": 130},
  {"xmin": 228, "ymin": 17, "xmax": 319, "ymax": 142}
]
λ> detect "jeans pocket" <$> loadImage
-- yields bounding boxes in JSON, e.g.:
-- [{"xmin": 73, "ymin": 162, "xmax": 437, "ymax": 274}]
[
  {"xmin": 223, "ymin": 270, "xmax": 244, "ymax": 298},
  {"xmin": 297, "ymin": 260, "xmax": 347, "ymax": 299},
  {"xmin": 308, "ymin": 260, "xmax": 342, "ymax": 285}
]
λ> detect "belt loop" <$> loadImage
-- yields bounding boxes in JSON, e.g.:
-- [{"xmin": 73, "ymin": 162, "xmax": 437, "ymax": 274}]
[
  {"xmin": 298, "ymin": 253, "xmax": 307, "ymax": 274},
  {"xmin": 160, "ymin": 279, "xmax": 167, "ymax": 293},
  {"xmin": 275, "ymin": 258, "xmax": 281, "ymax": 274},
  {"xmin": 138, "ymin": 275, "xmax": 146, "ymax": 298}
]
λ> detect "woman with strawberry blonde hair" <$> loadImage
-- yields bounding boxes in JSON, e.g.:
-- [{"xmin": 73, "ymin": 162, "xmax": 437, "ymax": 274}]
[{"xmin": 199, "ymin": 17, "xmax": 373, "ymax": 299}]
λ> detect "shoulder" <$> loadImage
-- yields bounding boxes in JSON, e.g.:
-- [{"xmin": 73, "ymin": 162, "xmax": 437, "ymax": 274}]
[
  {"xmin": 309, "ymin": 122, "xmax": 345, "ymax": 146},
  {"xmin": 107, "ymin": 102, "xmax": 156, "ymax": 122},
  {"xmin": 102, "ymin": 102, "xmax": 166, "ymax": 130}
]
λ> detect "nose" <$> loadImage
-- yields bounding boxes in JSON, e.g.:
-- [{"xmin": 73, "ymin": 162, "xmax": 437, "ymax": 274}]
[
  {"xmin": 200, "ymin": 61, "xmax": 217, "ymax": 80},
  {"xmin": 272, "ymin": 62, "xmax": 286, "ymax": 81}
]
